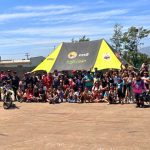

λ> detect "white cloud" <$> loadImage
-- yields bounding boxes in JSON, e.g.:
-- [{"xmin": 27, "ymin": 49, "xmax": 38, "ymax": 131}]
[
  {"xmin": 72, "ymin": 9, "xmax": 129, "ymax": 21},
  {"xmin": 2, "ymin": 25, "xmax": 113, "ymax": 37},
  {"xmin": 36, "ymin": 9, "xmax": 129, "ymax": 24},
  {"xmin": 0, "ymin": 8, "xmax": 75, "ymax": 22},
  {"xmin": 15, "ymin": 5, "xmax": 72, "ymax": 11},
  {"xmin": 0, "ymin": 37, "xmax": 60, "ymax": 47},
  {"xmin": 0, "ymin": 0, "xmax": 129, "ymax": 23},
  {"xmin": 0, "ymin": 1, "xmax": 149, "ymax": 60}
]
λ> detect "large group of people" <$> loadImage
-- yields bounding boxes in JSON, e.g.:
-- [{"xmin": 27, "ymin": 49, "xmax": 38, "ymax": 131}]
[{"xmin": 0, "ymin": 62, "xmax": 149, "ymax": 108}]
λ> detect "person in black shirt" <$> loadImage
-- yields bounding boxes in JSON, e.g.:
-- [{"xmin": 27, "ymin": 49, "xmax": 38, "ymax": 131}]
[{"xmin": 12, "ymin": 71, "xmax": 20, "ymax": 100}]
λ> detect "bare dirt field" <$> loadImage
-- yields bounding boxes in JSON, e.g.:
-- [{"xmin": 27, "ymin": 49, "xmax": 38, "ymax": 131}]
[{"xmin": 0, "ymin": 102, "xmax": 149, "ymax": 150}]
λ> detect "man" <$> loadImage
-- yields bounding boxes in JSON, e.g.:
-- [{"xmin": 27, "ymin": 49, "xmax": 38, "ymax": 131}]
[{"xmin": 83, "ymin": 71, "xmax": 93, "ymax": 91}]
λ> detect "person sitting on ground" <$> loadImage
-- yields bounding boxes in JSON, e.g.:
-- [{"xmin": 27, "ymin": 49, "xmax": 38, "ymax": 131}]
[
  {"xmin": 32, "ymin": 83, "xmax": 40, "ymax": 102},
  {"xmin": 57, "ymin": 86, "xmax": 64, "ymax": 103},
  {"xmin": 108, "ymin": 86, "xmax": 117, "ymax": 104},
  {"xmin": 67, "ymin": 88, "xmax": 76, "ymax": 103},
  {"xmin": 92, "ymin": 81, "xmax": 100, "ymax": 103},
  {"xmin": 80, "ymin": 87, "xmax": 93, "ymax": 103},
  {"xmin": 16, "ymin": 86, "xmax": 24, "ymax": 102},
  {"xmin": 23, "ymin": 84, "xmax": 34, "ymax": 102},
  {"xmin": 74, "ymin": 87, "xmax": 82, "ymax": 103},
  {"xmin": 48, "ymin": 89, "xmax": 59, "ymax": 104},
  {"xmin": 38, "ymin": 86, "xmax": 47, "ymax": 102}
]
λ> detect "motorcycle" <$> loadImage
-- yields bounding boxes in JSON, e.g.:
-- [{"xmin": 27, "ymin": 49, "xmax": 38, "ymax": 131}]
[
  {"xmin": 1, "ymin": 86, "xmax": 14, "ymax": 109},
  {"xmin": 142, "ymin": 91, "xmax": 150, "ymax": 104}
]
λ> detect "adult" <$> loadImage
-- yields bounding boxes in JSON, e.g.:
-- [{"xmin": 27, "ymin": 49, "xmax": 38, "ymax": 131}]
[{"xmin": 132, "ymin": 73, "xmax": 145, "ymax": 107}]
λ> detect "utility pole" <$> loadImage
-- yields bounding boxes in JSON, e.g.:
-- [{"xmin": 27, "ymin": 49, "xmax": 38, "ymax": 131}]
[{"xmin": 25, "ymin": 53, "xmax": 30, "ymax": 60}]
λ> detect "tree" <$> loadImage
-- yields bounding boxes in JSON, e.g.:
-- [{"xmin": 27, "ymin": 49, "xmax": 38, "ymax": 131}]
[
  {"xmin": 79, "ymin": 35, "xmax": 90, "ymax": 42},
  {"xmin": 123, "ymin": 50, "xmax": 150, "ymax": 68},
  {"xmin": 122, "ymin": 26, "xmax": 150, "ymax": 52},
  {"xmin": 122, "ymin": 26, "xmax": 150, "ymax": 67},
  {"xmin": 111, "ymin": 25, "xmax": 150, "ymax": 68},
  {"xmin": 110, "ymin": 24, "xmax": 123, "ymax": 52},
  {"xmin": 71, "ymin": 35, "xmax": 90, "ymax": 43}
]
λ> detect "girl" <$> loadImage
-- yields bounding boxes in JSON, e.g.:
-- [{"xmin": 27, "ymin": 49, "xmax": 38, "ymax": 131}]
[
  {"xmin": 116, "ymin": 78, "xmax": 124, "ymax": 104},
  {"xmin": 92, "ymin": 81, "xmax": 100, "ymax": 102}
]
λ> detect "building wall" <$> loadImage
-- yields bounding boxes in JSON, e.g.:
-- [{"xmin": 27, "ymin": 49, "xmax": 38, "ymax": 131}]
[{"xmin": 0, "ymin": 56, "xmax": 45, "ymax": 77}]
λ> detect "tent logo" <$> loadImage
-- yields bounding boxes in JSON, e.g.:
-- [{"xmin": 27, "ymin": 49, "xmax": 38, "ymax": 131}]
[
  {"xmin": 68, "ymin": 51, "xmax": 78, "ymax": 59},
  {"xmin": 103, "ymin": 53, "xmax": 110, "ymax": 60}
]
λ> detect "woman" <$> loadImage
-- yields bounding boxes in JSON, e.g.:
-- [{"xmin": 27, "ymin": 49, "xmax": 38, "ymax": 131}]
[
  {"xmin": 126, "ymin": 73, "xmax": 135, "ymax": 103},
  {"xmin": 132, "ymin": 73, "xmax": 146, "ymax": 107}
]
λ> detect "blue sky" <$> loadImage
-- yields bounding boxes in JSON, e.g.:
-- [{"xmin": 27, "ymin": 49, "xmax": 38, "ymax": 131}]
[{"xmin": 0, "ymin": 0, "xmax": 150, "ymax": 59}]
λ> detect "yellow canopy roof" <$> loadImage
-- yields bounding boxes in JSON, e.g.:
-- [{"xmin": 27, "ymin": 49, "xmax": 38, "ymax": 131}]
[
  {"xmin": 32, "ymin": 39, "xmax": 123, "ymax": 73},
  {"xmin": 92, "ymin": 39, "xmax": 122, "ymax": 70},
  {"xmin": 32, "ymin": 43, "xmax": 62, "ymax": 73}
]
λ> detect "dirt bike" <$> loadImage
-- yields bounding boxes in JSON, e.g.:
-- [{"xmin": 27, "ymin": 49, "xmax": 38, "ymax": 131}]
[
  {"xmin": 142, "ymin": 91, "xmax": 150, "ymax": 105},
  {"xmin": 1, "ymin": 86, "xmax": 14, "ymax": 109},
  {"xmin": 137, "ymin": 91, "xmax": 150, "ymax": 108}
]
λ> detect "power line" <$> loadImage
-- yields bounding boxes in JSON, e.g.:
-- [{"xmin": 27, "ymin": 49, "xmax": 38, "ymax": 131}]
[{"xmin": 25, "ymin": 53, "xmax": 30, "ymax": 60}]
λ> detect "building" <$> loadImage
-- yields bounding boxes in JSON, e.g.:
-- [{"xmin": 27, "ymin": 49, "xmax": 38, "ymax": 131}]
[{"xmin": 0, "ymin": 56, "xmax": 45, "ymax": 76}]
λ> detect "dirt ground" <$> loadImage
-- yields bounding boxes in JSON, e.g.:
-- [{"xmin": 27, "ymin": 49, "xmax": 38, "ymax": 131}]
[{"xmin": 0, "ymin": 102, "xmax": 149, "ymax": 150}]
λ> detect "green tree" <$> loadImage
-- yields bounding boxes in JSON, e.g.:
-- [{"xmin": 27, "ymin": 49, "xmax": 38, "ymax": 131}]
[
  {"xmin": 110, "ymin": 24, "xmax": 123, "ymax": 52},
  {"xmin": 111, "ymin": 25, "xmax": 150, "ymax": 68},
  {"xmin": 123, "ymin": 51, "xmax": 150, "ymax": 68},
  {"xmin": 79, "ymin": 35, "xmax": 90, "ymax": 42},
  {"xmin": 122, "ymin": 26, "xmax": 150, "ymax": 52},
  {"xmin": 71, "ymin": 35, "xmax": 90, "ymax": 43}
]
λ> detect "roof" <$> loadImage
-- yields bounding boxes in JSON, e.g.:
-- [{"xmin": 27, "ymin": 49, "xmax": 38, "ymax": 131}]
[
  {"xmin": 51, "ymin": 39, "xmax": 103, "ymax": 71},
  {"xmin": 33, "ymin": 39, "xmax": 123, "ymax": 72}
]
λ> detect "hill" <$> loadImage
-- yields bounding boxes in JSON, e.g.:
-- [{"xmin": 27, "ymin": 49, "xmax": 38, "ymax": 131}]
[{"xmin": 140, "ymin": 46, "xmax": 150, "ymax": 56}]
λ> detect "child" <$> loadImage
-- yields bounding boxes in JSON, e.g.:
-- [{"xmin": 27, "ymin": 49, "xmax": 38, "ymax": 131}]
[
  {"xmin": 33, "ymin": 84, "xmax": 40, "ymax": 102},
  {"xmin": 74, "ymin": 87, "xmax": 82, "ymax": 103},
  {"xmin": 67, "ymin": 88, "xmax": 75, "ymax": 103},
  {"xmin": 116, "ymin": 78, "xmax": 125, "ymax": 104},
  {"xmin": 108, "ymin": 86, "xmax": 117, "ymax": 104},
  {"xmin": 81, "ymin": 87, "xmax": 93, "ymax": 103},
  {"xmin": 57, "ymin": 87, "xmax": 64, "ymax": 103},
  {"xmin": 126, "ymin": 73, "xmax": 134, "ymax": 103},
  {"xmin": 23, "ymin": 84, "xmax": 34, "ymax": 102},
  {"xmin": 16, "ymin": 86, "xmax": 24, "ymax": 102},
  {"xmin": 48, "ymin": 89, "xmax": 59, "ymax": 104}
]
